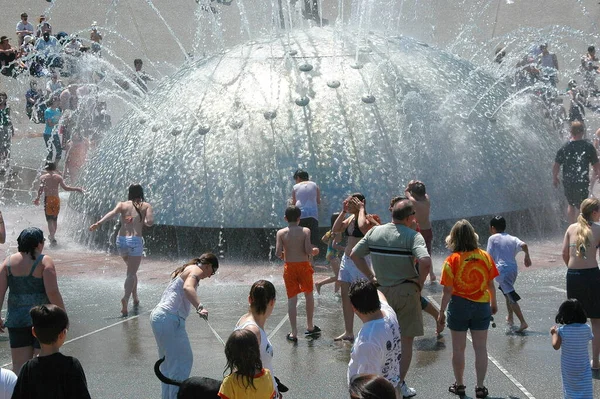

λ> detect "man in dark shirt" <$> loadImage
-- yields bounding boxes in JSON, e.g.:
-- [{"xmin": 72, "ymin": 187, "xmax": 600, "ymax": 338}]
[
  {"xmin": 12, "ymin": 305, "xmax": 91, "ymax": 399},
  {"xmin": 553, "ymin": 121, "xmax": 600, "ymax": 223}
]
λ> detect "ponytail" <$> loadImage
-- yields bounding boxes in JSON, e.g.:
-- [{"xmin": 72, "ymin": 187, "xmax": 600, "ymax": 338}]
[
  {"xmin": 575, "ymin": 198, "xmax": 600, "ymax": 259},
  {"xmin": 170, "ymin": 252, "xmax": 219, "ymax": 280},
  {"xmin": 249, "ymin": 280, "xmax": 276, "ymax": 315}
]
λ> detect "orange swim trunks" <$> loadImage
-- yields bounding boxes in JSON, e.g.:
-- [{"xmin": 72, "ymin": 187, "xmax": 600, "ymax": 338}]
[
  {"xmin": 283, "ymin": 261, "xmax": 314, "ymax": 299},
  {"xmin": 44, "ymin": 196, "xmax": 60, "ymax": 221}
]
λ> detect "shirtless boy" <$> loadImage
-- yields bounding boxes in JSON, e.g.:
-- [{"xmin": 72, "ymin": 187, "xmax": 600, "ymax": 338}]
[
  {"xmin": 276, "ymin": 205, "xmax": 321, "ymax": 342},
  {"xmin": 33, "ymin": 162, "xmax": 84, "ymax": 246},
  {"xmin": 405, "ymin": 180, "xmax": 435, "ymax": 281}
]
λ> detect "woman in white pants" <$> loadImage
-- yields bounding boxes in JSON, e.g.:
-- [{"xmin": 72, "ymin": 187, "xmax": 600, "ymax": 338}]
[{"xmin": 150, "ymin": 253, "xmax": 219, "ymax": 399}]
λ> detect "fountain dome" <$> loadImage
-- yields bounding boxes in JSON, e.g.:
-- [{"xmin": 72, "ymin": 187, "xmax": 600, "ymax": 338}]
[{"xmin": 72, "ymin": 27, "xmax": 560, "ymax": 230}]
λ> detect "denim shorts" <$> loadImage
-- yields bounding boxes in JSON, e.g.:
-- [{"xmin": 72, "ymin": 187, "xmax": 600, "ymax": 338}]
[
  {"xmin": 8, "ymin": 326, "xmax": 41, "ymax": 349},
  {"xmin": 447, "ymin": 295, "xmax": 491, "ymax": 332}
]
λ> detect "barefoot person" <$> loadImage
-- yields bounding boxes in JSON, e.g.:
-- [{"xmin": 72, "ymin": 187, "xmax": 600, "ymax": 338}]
[
  {"xmin": 33, "ymin": 162, "xmax": 84, "ymax": 247},
  {"xmin": 561, "ymin": 198, "xmax": 600, "ymax": 370},
  {"xmin": 405, "ymin": 180, "xmax": 435, "ymax": 281},
  {"xmin": 315, "ymin": 213, "xmax": 344, "ymax": 295},
  {"xmin": 332, "ymin": 194, "xmax": 380, "ymax": 342},
  {"xmin": 438, "ymin": 220, "xmax": 498, "ymax": 399},
  {"xmin": 150, "ymin": 254, "xmax": 218, "ymax": 399},
  {"xmin": 0, "ymin": 227, "xmax": 65, "ymax": 374},
  {"xmin": 486, "ymin": 216, "xmax": 532, "ymax": 333},
  {"xmin": 89, "ymin": 184, "xmax": 153, "ymax": 316},
  {"xmin": 275, "ymin": 205, "xmax": 320, "ymax": 342}
]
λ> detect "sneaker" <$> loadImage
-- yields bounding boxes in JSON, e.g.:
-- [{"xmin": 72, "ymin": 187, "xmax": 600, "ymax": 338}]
[{"xmin": 400, "ymin": 381, "xmax": 416, "ymax": 398}]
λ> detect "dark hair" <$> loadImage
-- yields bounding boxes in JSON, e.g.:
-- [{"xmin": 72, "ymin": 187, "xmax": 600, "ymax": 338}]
[
  {"xmin": 285, "ymin": 205, "xmax": 301, "ymax": 222},
  {"xmin": 349, "ymin": 280, "xmax": 381, "ymax": 314},
  {"xmin": 350, "ymin": 193, "xmax": 365, "ymax": 202},
  {"xmin": 249, "ymin": 280, "xmax": 276, "ymax": 315},
  {"xmin": 349, "ymin": 374, "xmax": 396, "ymax": 399},
  {"xmin": 330, "ymin": 212, "xmax": 340, "ymax": 227},
  {"xmin": 555, "ymin": 299, "xmax": 587, "ymax": 325},
  {"xmin": 128, "ymin": 184, "xmax": 144, "ymax": 201},
  {"xmin": 171, "ymin": 253, "xmax": 219, "ymax": 279},
  {"xmin": 490, "ymin": 216, "xmax": 506, "ymax": 232},
  {"xmin": 224, "ymin": 329, "xmax": 263, "ymax": 390},
  {"xmin": 134, "ymin": 58, "xmax": 142, "ymax": 65},
  {"xmin": 392, "ymin": 200, "xmax": 414, "ymax": 220},
  {"xmin": 589, "ymin": 45, "xmax": 595, "ymax": 53},
  {"xmin": 17, "ymin": 227, "xmax": 45, "ymax": 260},
  {"xmin": 0, "ymin": 92, "xmax": 6, "ymax": 100},
  {"xmin": 293, "ymin": 169, "xmax": 309, "ymax": 181},
  {"xmin": 30, "ymin": 304, "xmax": 69, "ymax": 344},
  {"xmin": 411, "ymin": 182, "xmax": 426, "ymax": 197},
  {"xmin": 44, "ymin": 162, "xmax": 57, "ymax": 171}
]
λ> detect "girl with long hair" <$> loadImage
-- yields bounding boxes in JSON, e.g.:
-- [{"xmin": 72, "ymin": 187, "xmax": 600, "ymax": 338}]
[
  {"xmin": 89, "ymin": 184, "xmax": 154, "ymax": 316},
  {"xmin": 150, "ymin": 254, "xmax": 218, "ymax": 399},
  {"xmin": 438, "ymin": 220, "xmax": 498, "ymax": 398},
  {"xmin": 219, "ymin": 328, "xmax": 276, "ymax": 399},
  {"xmin": 561, "ymin": 197, "xmax": 600, "ymax": 370}
]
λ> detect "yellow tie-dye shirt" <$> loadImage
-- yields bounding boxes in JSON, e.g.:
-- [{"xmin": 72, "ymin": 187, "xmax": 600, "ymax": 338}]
[{"xmin": 440, "ymin": 249, "xmax": 499, "ymax": 303}]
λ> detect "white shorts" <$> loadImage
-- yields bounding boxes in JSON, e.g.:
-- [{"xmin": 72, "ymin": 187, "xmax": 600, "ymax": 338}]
[
  {"xmin": 338, "ymin": 254, "xmax": 371, "ymax": 283},
  {"xmin": 116, "ymin": 236, "xmax": 144, "ymax": 257},
  {"xmin": 495, "ymin": 265, "xmax": 518, "ymax": 294}
]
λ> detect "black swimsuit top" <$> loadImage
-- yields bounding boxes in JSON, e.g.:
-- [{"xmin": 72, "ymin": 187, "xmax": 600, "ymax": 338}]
[{"xmin": 345, "ymin": 218, "xmax": 365, "ymax": 238}]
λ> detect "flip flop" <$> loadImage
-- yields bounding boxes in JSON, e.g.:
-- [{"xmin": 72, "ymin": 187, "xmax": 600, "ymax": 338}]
[
  {"xmin": 448, "ymin": 383, "xmax": 466, "ymax": 396},
  {"xmin": 286, "ymin": 333, "xmax": 298, "ymax": 342},
  {"xmin": 305, "ymin": 325, "xmax": 322, "ymax": 336}
]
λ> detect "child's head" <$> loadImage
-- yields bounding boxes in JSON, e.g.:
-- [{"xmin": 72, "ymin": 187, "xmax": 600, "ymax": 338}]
[
  {"xmin": 555, "ymin": 298, "xmax": 587, "ymax": 325},
  {"xmin": 30, "ymin": 304, "xmax": 69, "ymax": 345},
  {"xmin": 410, "ymin": 182, "xmax": 426, "ymax": 198},
  {"xmin": 284, "ymin": 205, "xmax": 301, "ymax": 223},
  {"xmin": 224, "ymin": 329, "xmax": 262, "ymax": 389},
  {"xmin": 44, "ymin": 162, "xmax": 57, "ymax": 172},
  {"xmin": 489, "ymin": 215, "xmax": 506, "ymax": 233},
  {"xmin": 349, "ymin": 374, "xmax": 396, "ymax": 399},
  {"xmin": 330, "ymin": 212, "xmax": 340, "ymax": 227},
  {"xmin": 349, "ymin": 280, "xmax": 381, "ymax": 315},
  {"xmin": 249, "ymin": 279, "xmax": 276, "ymax": 315},
  {"xmin": 293, "ymin": 169, "xmax": 309, "ymax": 182}
]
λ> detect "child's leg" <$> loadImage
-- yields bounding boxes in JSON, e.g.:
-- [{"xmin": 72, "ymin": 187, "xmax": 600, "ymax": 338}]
[
  {"xmin": 505, "ymin": 296, "xmax": 514, "ymax": 325},
  {"xmin": 288, "ymin": 296, "xmax": 298, "ymax": 338},
  {"xmin": 331, "ymin": 257, "xmax": 341, "ymax": 293},
  {"xmin": 304, "ymin": 290, "xmax": 315, "ymax": 331},
  {"xmin": 509, "ymin": 301, "xmax": 528, "ymax": 332}
]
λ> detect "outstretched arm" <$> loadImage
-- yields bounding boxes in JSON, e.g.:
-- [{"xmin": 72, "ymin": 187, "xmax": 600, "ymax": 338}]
[
  {"xmin": 521, "ymin": 243, "xmax": 532, "ymax": 267},
  {"xmin": 33, "ymin": 177, "xmax": 45, "ymax": 205},
  {"xmin": 59, "ymin": 176, "xmax": 83, "ymax": 193},
  {"xmin": 89, "ymin": 203, "xmax": 122, "ymax": 231}
]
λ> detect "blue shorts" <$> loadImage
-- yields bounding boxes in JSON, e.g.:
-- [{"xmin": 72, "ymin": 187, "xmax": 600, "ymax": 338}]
[
  {"xmin": 447, "ymin": 295, "xmax": 491, "ymax": 332},
  {"xmin": 116, "ymin": 236, "xmax": 144, "ymax": 257}
]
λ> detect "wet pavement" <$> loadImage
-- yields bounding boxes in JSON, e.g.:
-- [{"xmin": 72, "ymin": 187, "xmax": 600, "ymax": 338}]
[{"xmin": 0, "ymin": 205, "xmax": 596, "ymax": 398}]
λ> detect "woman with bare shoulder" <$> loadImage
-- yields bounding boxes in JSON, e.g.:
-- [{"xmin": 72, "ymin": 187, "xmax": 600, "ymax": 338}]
[{"xmin": 89, "ymin": 184, "xmax": 154, "ymax": 316}]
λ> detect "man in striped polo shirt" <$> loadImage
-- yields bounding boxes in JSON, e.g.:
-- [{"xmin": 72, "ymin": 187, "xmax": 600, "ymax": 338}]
[{"xmin": 350, "ymin": 198, "xmax": 431, "ymax": 398}]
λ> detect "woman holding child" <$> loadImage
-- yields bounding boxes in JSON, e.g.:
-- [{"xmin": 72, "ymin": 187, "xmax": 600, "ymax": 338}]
[
  {"xmin": 0, "ymin": 227, "xmax": 65, "ymax": 373},
  {"xmin": 561, "ymin": 197, "xmax": 600, "ymax": 370},
  {"xmin": 150, "ymin": 254, "xmax": 219, "ymax": 399}
]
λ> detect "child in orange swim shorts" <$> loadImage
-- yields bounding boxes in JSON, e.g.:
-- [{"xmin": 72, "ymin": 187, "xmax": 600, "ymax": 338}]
[{"xmin": 276, "ymin": 205, "xmax": 321, "ymax": 342}]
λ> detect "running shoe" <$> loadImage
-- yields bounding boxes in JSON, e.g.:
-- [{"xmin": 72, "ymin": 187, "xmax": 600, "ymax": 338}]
[{"xmin": 400, "ymin": 381, "xmax": 416, "ymax": 398}]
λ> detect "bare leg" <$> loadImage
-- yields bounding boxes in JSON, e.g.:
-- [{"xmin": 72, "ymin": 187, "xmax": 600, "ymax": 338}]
[
  {"xmin": 48, "ymin": 220, "xmax": 57, "ymax": 241},
  {"xmin": 11, "ymin": 346, "xmax": 34, "ymax": 375},
  {"xmin": 591, "ymin": 318, "xmax": 600, "ymax": 369},
  {"xmin": 132, "ymin": 275, "xmax": 139, "ymax": 305},
  {"xmin": 305, "ymin": 291, "xmax": 314, "ymax": 331},
  {"xmin": 471, "ymin": 329, "xmax": 489, "ymax": 388},
  {"xmin": 510, "ymin": 301, "xmax": 528, "ymax": 332},
  {"xmin": 400, "ymin": 336, "xmax": 414, "ymax": 383},
  {"xmin": 450, "ymin": 330, "xmax": 467, "ymax": 386},
  {"xmin": 334, "ymin": 281, "xmax": 354, "ymax": 341},
  {"xmin": 505, "ymin": 296, "xmax": 514, "ymax": 325},
  {"xmin": 121, "ymin": 255, "xmax": 142, "ymax": 315},
  {"xmin": 316, "ymin": 258, "xmax": 341, "ymax": 293},
  {"xmin": 288, "ymin": 296, "xmax": 298, "ymax": 338}
]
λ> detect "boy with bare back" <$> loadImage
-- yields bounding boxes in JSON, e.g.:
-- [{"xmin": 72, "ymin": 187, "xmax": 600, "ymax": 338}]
[
  {"xmin": 33, "ymin": 163, "xmax": 83, "ymax": 246},
  {"xmin": 276, "ymin": 205, "xmax": 321, "ymax": 342},
  {"xmin": 405, "ymin": 180, "xmax": 436, "ymax": 281}
]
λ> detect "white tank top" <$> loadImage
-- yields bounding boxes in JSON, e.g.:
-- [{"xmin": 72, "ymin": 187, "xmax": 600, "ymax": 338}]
[
  {"xmin": 235, "ymin": 319, "xmax": 277, "ymax": 392},
  {"xmin": 293, "ymin": 181, "xmax": 318, "ymax": 220},
  {"xmin": 155, "ymin": 276, "xmax": 191, "ymax": 319}
]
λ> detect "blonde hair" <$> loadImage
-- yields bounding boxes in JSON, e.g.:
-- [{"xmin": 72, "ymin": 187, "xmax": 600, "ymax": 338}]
[
  {"xmin": 575, "ymin": 198, "xmax": 600, "ymax": 258},
  {"xmin": 445, "ymin": 219, "xmax": 479, "ymax": 252}
]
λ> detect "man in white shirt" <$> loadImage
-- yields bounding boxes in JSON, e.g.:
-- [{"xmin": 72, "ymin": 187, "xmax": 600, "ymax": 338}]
[
  {"xmin": 291, "ymin": 169, "xmax": 320, "ymax": 247},
  {"xmin": 347, "ymin": 280, "xmax": 404, "ymax": 397},
  {"xmin": 15, "ymin": 13, "xmax": 34, "ymax": 47}
]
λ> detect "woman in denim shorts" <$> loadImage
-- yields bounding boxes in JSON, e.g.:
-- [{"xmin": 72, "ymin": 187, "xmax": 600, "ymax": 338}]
[{"xmin": 437, "ymin": 220, "xmax": 499, "ymax": 399}]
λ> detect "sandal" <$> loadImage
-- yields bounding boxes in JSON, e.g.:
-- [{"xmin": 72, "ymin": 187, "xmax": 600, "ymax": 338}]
[
  {"xmin": 448, "ymin": 383, "xmax": 466, "ymax": 396},
  {"xmin": 475, "ymin": 386, "xmax": 489, "ymax": 398},
  {"xmin": 286, "ymin": 333, "xmax": 298, "ymax": 342}
]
